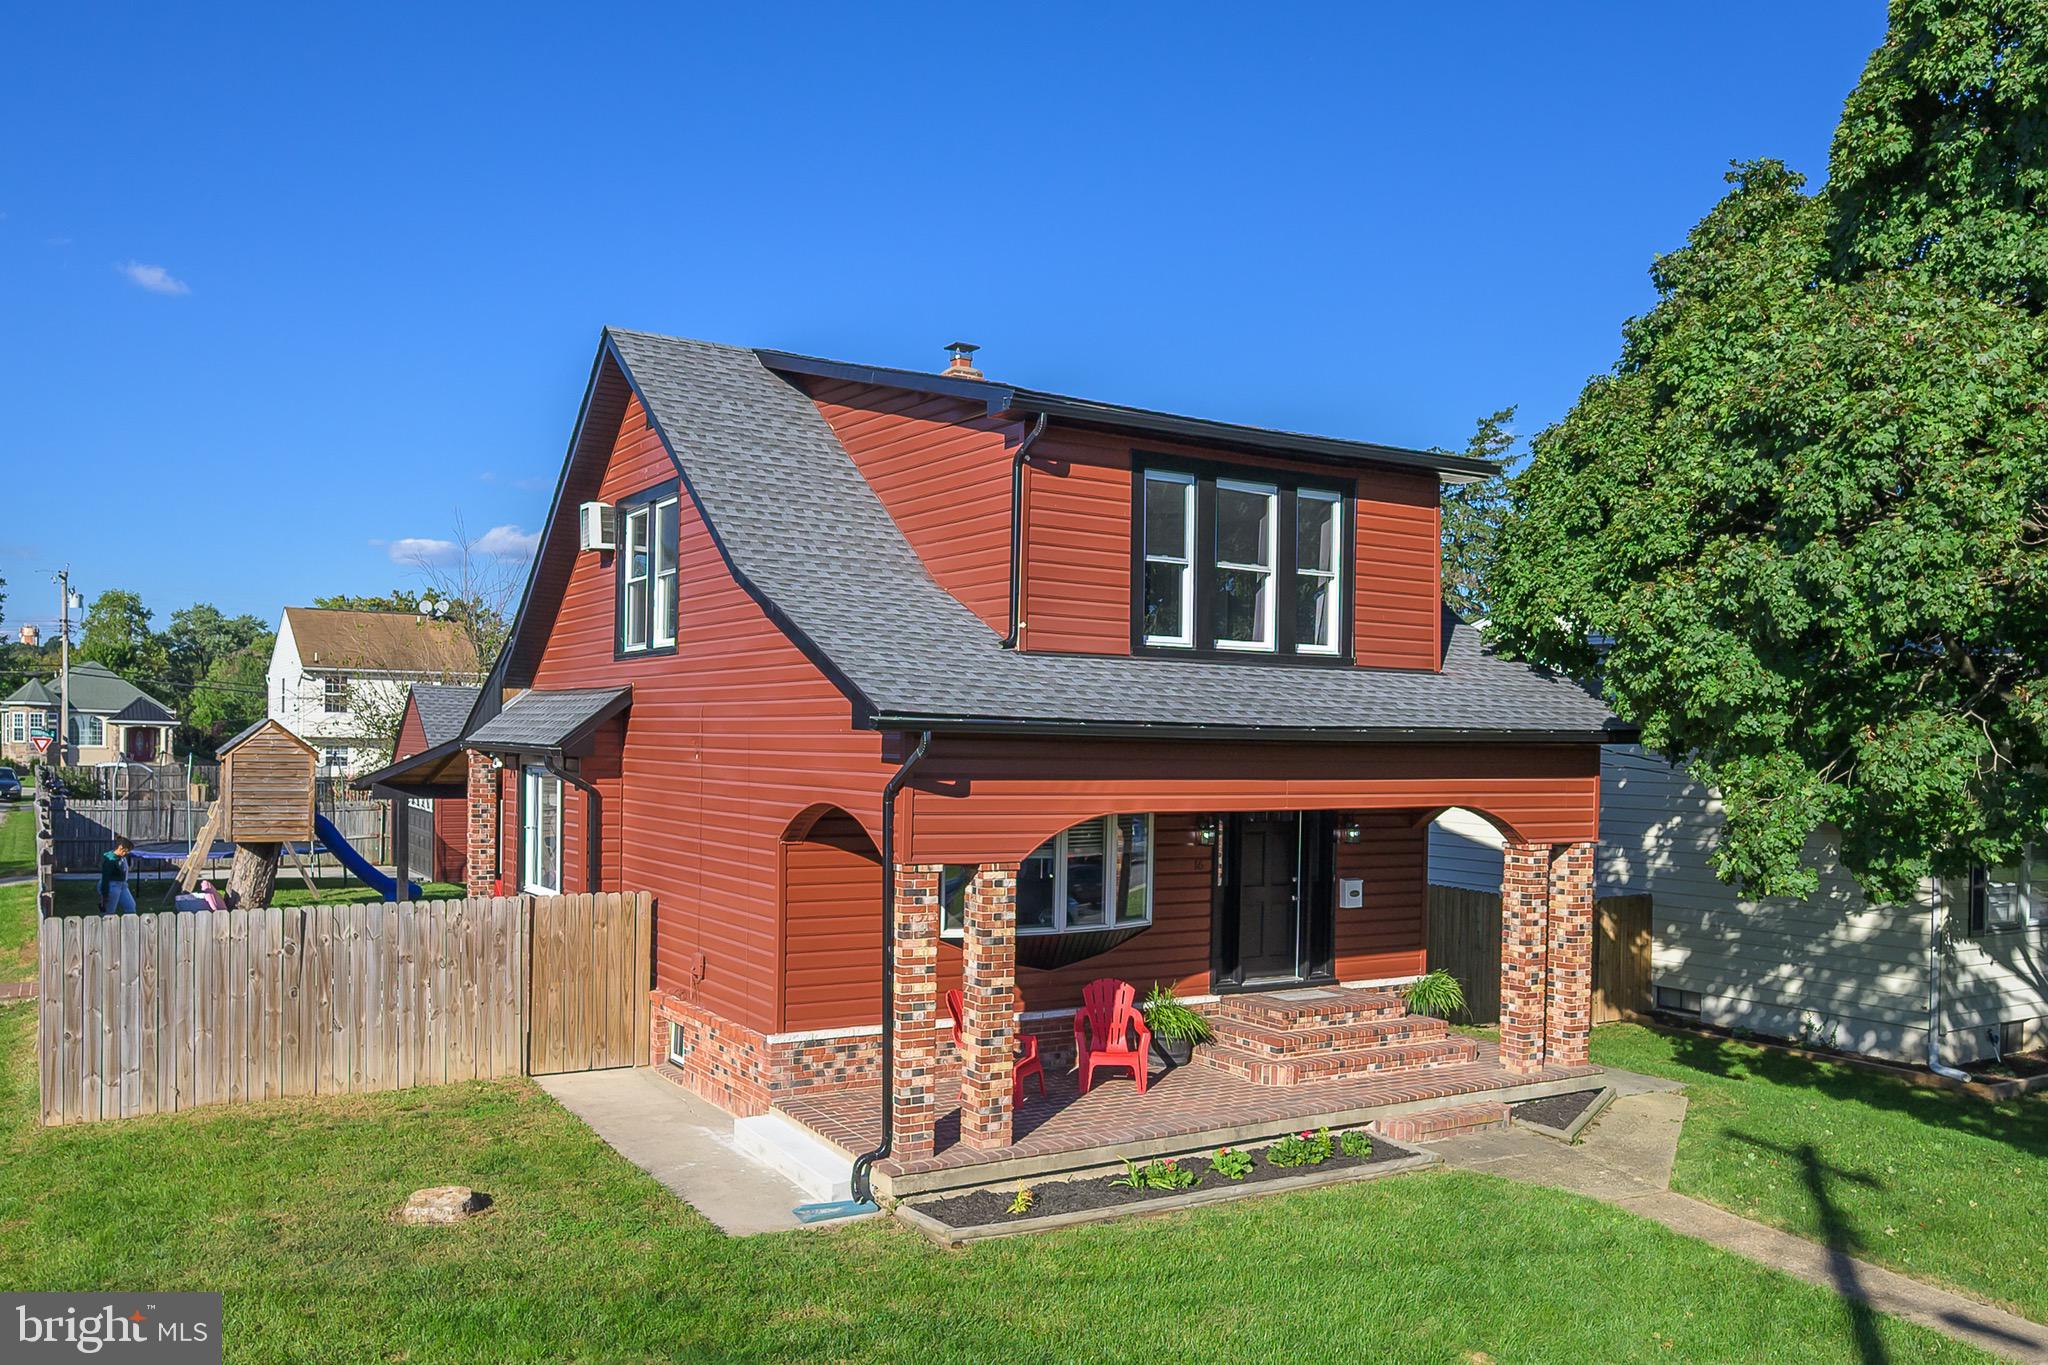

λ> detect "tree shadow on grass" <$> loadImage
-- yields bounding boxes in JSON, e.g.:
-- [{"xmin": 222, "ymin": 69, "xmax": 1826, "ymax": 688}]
[
  {"xmin": 1651, "ymin": 1026, "xmax": 2048, "ymax": 1158},
  {"xmin": 1727, "ymin": 1130, "xmax": 1889, "ymax": 1365}
]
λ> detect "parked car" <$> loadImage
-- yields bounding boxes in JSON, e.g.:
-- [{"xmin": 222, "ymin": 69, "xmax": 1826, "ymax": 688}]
[{"xmin": 0, "ymin": 766, "xmax": 21, "ymax": 800}]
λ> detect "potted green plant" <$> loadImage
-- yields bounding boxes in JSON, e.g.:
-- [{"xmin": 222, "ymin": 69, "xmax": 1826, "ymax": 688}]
[
  {"xmin": 1142, "ymin": 982, "xmax": 1214, "ymax": 1067},
  {"xmin": 1403, "ymin": 968, "xmax": 1467, "ymax": 1019}
]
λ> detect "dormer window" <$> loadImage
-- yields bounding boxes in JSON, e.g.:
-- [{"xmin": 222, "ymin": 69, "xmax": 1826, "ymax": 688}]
[
  {"xmin": 619, "ymin": 484, "xmax": 680, "ymax": 655},
  {"xmin": 1134, "ymin": 463, "xmax": 1349, "ymax": 661}
]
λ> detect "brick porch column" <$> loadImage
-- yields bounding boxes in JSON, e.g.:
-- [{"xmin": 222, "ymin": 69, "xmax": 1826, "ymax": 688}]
[
  {"xmin": 1546, "ymin": 841, "xmax": 1596, "ymax": 1067},
  {"xmin": 960, "ymin": 862, "xmax": 1020, "ymax": 1151},
  {"xmin": 890, "ymin": 864, "xmax": 943, "ymax": 1161},
  {"xmin": 1499, "ymin": 839, "xmax": 1553, "ymax": 1076},
  {"xmin": 465, "ymin": 750, "xmax": 498, "ymax": 898}
]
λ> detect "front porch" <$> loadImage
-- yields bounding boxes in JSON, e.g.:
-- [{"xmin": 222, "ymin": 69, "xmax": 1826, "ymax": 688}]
[{"xmin": 778, "ymin": 1011, "xmax": 1602, "ymax": 1198}]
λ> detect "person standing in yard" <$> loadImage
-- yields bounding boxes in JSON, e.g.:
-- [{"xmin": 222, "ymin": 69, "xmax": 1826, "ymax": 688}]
[{"xmin": 99, "ymin": 836, "xmax": 136, "ymax": 914}]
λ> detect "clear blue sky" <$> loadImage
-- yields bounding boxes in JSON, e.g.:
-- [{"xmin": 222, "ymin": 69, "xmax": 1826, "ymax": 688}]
[{"xmin": 1, "ymin": 3, "xmax": 1884, "ymax": 635}]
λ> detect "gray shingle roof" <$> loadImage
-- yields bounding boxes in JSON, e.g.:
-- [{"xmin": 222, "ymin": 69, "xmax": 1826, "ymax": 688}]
[
  {"xmin": 411, "ymin": 684, "xmax": 482, "ymax": 748},
  {"xmin": 107, "ymin": 697, "xmax": 176, "ymax": 725},
  {"xmin": 466, "ymin": 687, "xmax": 630, "ymax": 752},
  {"xmin": 601, "ymin": 328, "xmax": 1625, "ymax": 741},
  {"xmin": 3, "ymin": 662, "xmax": 174, "ymax": 718}
]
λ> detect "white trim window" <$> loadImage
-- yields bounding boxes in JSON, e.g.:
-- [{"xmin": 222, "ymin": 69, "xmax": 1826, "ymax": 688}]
[
  {"xmin": 72, "ymin": 714, "xmax": 105, "ymax": 747},
  {"xmin": 1968, "ymin": 854, "xmax": 2039, "ymax": 934},
  {"xmin": 523, "ymin": 765, "xmax": 563, "ymax": 895},
  {"xmin": 1141, "ymin": 471, "xmax": 1196, "ymax": 647},
  {"xmin": 622, "ymin": 503, "xmax": 651, "ymax": 651},
  {"xmin": 622, "ymin": 494, "xmax": 681, "ymax": 652},
  {"xmin": 652, "ymin": 496, "xmax": 679, "ymax": 647},
  {"xmin": 1212, "ymin": 479, "xmax": 1278, "ymax": 651},
  {"xmin": 1295, "ymin": 489, "xmax": 1343, "ymax": 655},
  {"xmin": 5, "ymin": 711, "xmax": 21, "ymax": 743},
  {"xmin": 323, "ymin": 674, "xmax": 350, "ymax": 714},
  {"xmin": 943, "ymin": 814, "xmax": 1154, "ymax": 937}
]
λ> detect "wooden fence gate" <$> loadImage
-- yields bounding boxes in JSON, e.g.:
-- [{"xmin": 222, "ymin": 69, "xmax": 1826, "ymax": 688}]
[
  {"xmin": 526, "ymin": 892, "xmax": 652, "ymax": 1075},
  {"xmin": 1425, "ymin": 886, "xmax": 1653, "ymax": 1026},
  {"xmin": 38, "ymin": 891, "xmax": 652, "ymax": 1125}
]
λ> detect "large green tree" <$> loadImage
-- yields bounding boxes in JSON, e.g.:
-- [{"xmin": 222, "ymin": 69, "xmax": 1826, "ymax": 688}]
[
  {"xmin": 1489, "ymin": 0, "xmax": 2048, "ymax": 902},
  {"xmin": 1439, "ymin": 407, "xmax": 1518, "ymax": 621},
  {"xmin": 77, "ymin": 589, "xmax": 169, "ymax": 686},
  {"xmin": 162, "ymin": 603, "xmax": 269, "ymax": 690}
]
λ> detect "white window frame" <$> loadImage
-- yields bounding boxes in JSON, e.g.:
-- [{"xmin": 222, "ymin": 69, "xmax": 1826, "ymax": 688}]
[
  {"xmin": 621, "ymin": 504, "xmax": 651, "ymax": 652},
  {"xmin": 1295, "ymin": 489, "xmax": 1343, "ymax": 655},
  {"xmin": 1212, "ymin": 478, "xmax": 1278, "ymax": 652},
  {"xmin": 652, "ymin": 495, "xmax": 679, "ymax": 648},
  {"xmin": 666, "ymin": 1020, "xmax": 689, "ymax": 1067},
  {"xmin": 942, "ymin": 814, "xmax": 1155, "ymax": 939},
  {"xmin": 1968, "ymin": 853, "xmax": 2040, "ymax": 934},
  {"xmin": 1141, "ymin": 471, "xmax": 1196, "ymax": 648},
  {"xmin": 6, "ymin": 711, "xmax": 21, "ymax": 743},
  {"xmin": 322, "ymin": 674, "xmax": 350, "ymax": 714},
  {"xmin": 522, "ymin": 764, "xmax": 563, "ymax": 895},
  {"xmin": 74, "ymin": 714, "xmax": 104, "ymax": 747}
]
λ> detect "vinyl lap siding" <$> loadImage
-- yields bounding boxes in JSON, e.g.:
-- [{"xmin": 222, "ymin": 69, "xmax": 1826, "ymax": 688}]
[
  {"xmin": 1334, "ymin": 813, "xmax": 1428, "ymax": 983},
  {"xmin": 805, "ymin": 379, "xmax": 1021, "ymax": 634},
  {"xmin": 519, "ymin": 389, "xmax": 890, "ymax": 1036},
  {"xmin": 781, "ymin": 811, "xmax": 883, "ymax": 1031}
]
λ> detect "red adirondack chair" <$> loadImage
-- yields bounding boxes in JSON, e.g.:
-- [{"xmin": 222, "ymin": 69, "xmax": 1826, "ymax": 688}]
[
  {"xmin": 945, "ymin": 988, "xmax": 1047, "ymax": 1105},
  {"xmin": 1073, "ymin": 978, "xmax": 1152, "ymax": 1094}
]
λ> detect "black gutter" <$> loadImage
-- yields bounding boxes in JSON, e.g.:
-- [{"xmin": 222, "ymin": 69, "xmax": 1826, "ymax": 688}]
[
  {"xmin": 997, "ymin": 413, "xmax": 1050, "ymax": 650},
  {"xmin": 862, "ymin": 715, "xmax": 1640, "ymax": 745},
  {"xmin": 752, "ymin": 348, "xmax": 1498, "ymax": 481},
  {"xmin": 849, "ymin": 729, "xmax": 933, "ymax": 1206},
  {"xmin": 544, "ymin": 757, "xmax": 603, "ymax": 894}
]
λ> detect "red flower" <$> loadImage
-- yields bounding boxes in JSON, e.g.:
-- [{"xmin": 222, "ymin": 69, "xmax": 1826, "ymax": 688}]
[{"xmin": 1299, "ymin": 1130, "xmax": 1313, "ymax": 1139}]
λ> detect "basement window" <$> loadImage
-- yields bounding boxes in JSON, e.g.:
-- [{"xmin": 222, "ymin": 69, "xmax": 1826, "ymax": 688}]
[
  {"xmin": 1134, "ymin": 462, "xmax": 1351, "ymax": 661},
  {"xmin": 667, "ymin": 1020, "xmax": 689, "ymax": 1067},
  {"xmin": 1655, "ymin": 986, "xmax": 1703, "ymax": 1015}
]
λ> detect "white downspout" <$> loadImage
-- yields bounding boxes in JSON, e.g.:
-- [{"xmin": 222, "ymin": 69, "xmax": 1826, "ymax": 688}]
[{"xmin": 1927, "ymin": 877, "xmax": 1969, "ymax": 1081}]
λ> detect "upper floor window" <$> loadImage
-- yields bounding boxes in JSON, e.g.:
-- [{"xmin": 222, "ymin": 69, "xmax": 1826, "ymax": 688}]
[
  {"xmin": 1135, "ymin": 464, "xmax": 1349, "ymax": 660},
  {"xmin": 620, "ymin": 488, "xmax": 680, "ymax": 654},
  {"xmin": 323, "ymin": 674, "xmax": 350, "ymax": 713}
]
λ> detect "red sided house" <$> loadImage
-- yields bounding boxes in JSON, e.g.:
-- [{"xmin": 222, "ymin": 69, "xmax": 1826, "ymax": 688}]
[{"xmin": 373, "ymin": 329, "xmax": 1630, "ymax": 1198}]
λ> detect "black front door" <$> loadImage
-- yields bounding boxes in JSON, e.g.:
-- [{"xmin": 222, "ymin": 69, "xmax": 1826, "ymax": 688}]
[{"xmin": 1236, "ymin": 813, "xmax": 1300, "ymax": 980}]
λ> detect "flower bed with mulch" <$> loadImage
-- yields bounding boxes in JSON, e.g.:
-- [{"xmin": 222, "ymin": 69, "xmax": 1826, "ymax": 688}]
[
  {"xmin": 911, "ymin": 1131, "xmax": 1421, "ymax": 1232},
  {"xmin": 1510, "ymin": 1088, "xmax": 1605, "ymax": 1133}
]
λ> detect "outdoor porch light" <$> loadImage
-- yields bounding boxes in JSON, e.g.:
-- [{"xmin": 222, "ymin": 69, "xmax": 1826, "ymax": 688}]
[
  {"xmin": 1188, "ymin": 817, "xmax": 1222, "ymax": 847},
  {"xmin": 1335, "ymin": 821, "xmax": 1365, "ymax": 844}
]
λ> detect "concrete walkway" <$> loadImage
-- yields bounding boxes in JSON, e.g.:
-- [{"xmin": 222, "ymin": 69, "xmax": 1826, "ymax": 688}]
[
  {"xmin": 538, "ymin": 1069, "xmax": 819, "ymax": 1236},
  {"xmin": 1435, "ymin": 1082, "xmax": 2048, "ymax": 1362}
]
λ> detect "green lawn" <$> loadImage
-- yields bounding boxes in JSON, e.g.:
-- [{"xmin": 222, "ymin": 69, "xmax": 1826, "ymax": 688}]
[
  {"xmin": 1593, "ymin": 1022, "xmax": 2048, "ymax": 1322},
  {"xmin": 0, "ymin": 1009, "xmax": 1981, "ymax": 1363},
  {"xmin": 0, "ymin": 806, "xmax": 31, "ymax": 879},
  {"xmin": 0, "ymin": 884, "xmax": 32, "ymax": 984}
]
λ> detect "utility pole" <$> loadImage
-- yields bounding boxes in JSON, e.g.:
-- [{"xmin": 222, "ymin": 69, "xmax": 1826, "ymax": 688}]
[{"xmin": 55, "ymin": 569, "xmax": 76, "ymax": 770}]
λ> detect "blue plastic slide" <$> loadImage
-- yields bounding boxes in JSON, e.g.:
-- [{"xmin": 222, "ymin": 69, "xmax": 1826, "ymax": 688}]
[{"xmin": 315, "ymin": 812, "xmax": 422, "ymax": 901}]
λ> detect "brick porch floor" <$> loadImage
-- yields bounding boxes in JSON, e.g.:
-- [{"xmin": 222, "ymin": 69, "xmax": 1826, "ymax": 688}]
[{"xmin": 776, "ymin": 1037, "xmax": 1601, "ymax": 1196}]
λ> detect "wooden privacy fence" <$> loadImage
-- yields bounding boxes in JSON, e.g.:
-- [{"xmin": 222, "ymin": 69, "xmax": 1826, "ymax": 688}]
[
  {"xmin": 36, "ymin": 891, "xmax": 651, "ymax": 1125},
  {"xmin": 1426, "ymin": 886, "xmax": 1653, "ymax": 1026}
]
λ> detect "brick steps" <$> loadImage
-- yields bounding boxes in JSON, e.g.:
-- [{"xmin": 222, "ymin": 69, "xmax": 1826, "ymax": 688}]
[
  {"xmin": 1194, "ymin": 985, "xmax": 1480, "ymax": 1086},
  {"xmin": 1210, "ymin": 987, "xmax": 1408, "ymax": 1030},
  {"xmin": 1209, "ymin": 1012, "xmax": 1455, "ymax": 1058},
  {"xmin": 1372, "ymin": 1101, "xmax": 1510, "ymax": 1143},
  {"xmin": 1197, "ymin": 1035, "xmax": 1481, "ymax": 1086}
]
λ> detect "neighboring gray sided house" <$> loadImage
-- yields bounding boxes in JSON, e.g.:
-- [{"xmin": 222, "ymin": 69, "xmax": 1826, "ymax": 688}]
[{"xmin": 1430, "ymin": 745, "xmax": 2048, "ymax": 1066}]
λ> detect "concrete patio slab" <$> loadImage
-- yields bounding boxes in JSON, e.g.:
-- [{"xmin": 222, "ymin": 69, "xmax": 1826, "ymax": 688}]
[{"xmin": 538, "ymin": 1068, "xmax": 838, "ymax": 1237}]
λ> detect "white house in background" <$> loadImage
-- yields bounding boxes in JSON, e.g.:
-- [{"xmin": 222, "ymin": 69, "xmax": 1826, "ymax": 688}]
[
  {"xmin": 1429, "ymin": 745, "xmax": 2048, "ymax": 1067},
  {"xmin": 267, "ymin": 607, "xmax": 479, "ymax": 774}
]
